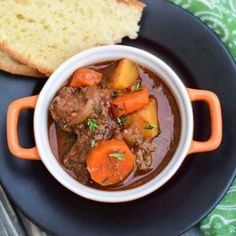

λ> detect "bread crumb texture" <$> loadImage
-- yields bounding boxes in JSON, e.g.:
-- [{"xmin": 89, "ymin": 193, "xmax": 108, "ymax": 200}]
[{"xmin": 0, "ymin": 0, "xmax": 144, "ymax": 75}]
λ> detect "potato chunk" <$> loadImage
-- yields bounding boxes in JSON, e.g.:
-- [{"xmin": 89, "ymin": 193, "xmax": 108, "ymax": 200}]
[
  {"xmin": 130, "ymin": 98, "xmax": 159, "ymax": 139},
  {"xmin": 110, "ymin": 58, "xmax": 139, "ymax": 89}
]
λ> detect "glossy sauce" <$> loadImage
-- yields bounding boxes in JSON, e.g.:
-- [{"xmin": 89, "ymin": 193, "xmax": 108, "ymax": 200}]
[{"xmin": 48, "ymin": 61, "xmax": 181, "ymax": 190}]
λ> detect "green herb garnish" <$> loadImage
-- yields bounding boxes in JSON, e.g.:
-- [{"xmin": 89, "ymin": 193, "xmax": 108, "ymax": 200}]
[
  {"xmin": 111, "ymin": 90, "xmax": 122, "ymax": 98},
  {"xmin": 93, "ymin": 104, "xmax": 101, "ymax": 115},
  {"xmin": 109, "ymin": 152, "xmax": 125, "ymax": 160},
  {"xmin": 66, "ymin": 134, "xmax": 76, "ymax": 144},
  {"xmin": 116, "ymin": 116, "xmax": 127, "ymax": 125},
  {"xmin": 102, "ymin": 177, "xmax": 110, "ymax": 184},
  {"xmin": 113, "ymin": 103, "xmax": 125, "ymax": 111},
  {"xmin": 90, "ymin": 139, "xmax": 96, "ymax": 147},
  {"xmin": 87, "ymin": 118, "xmax": 98, "ymax": 132},
  {"xmin": 135, "ymin": 82, "xmax": 142, "ymax": 91},
  {"xmin": 145, "ymin": 124, "xmax": 158, "ymax": 129}
]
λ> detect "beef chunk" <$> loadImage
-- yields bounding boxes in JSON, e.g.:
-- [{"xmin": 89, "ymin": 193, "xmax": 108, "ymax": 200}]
[
  {"xmin": 92, "ymin": 114, "xmax": 119, "ymax": 141},
  {"xmin": 134, "ymin": 141, "xmax": 155, "ymax": 171},
  {"xmin": 50, "ymin": 82, "xmax": 157, "ymax": 184},
  {"xmin": 73, "ymin": 87, "xmax": 118, "ymax": 140},
  {"xmin": 123, "ymin": 123, "xmax": 144, "ymax": 146},
  {"xmin": 50, "ymin": 86, "xmax": 111, "ymax": 132},
  {"xmin": 50, "ymin": 86, "xmax": 91, "ymax": 131},
  {"xmin": 55, "ymin": 86, "xmax": 117, "ymax": 185},
  {"xmin": 63, "ymin": 135, "xmax": 90, "ymax": 165},
  {"xmin": 123, "ymin": 123, "xmax": 156, "ymax": 171},
  {"xmin": 62, "ymin": 135, "xmax": 91, "ymax": 184}
]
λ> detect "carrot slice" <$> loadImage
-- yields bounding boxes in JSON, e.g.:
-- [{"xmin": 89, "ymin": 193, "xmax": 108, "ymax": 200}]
[
  {"xmin": 70, "ymin": 68, "xmax": 103, "ymax": 88},
  {"xmin": 87, "ymin": 139, "xmax": 134, "ymax": 186},
  {"xmin": 111, "ymin": 86, "xmax": 149, "ymax": 117}
]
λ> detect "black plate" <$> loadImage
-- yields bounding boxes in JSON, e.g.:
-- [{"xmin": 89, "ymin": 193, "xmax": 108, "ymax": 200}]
[{"xmin": 1, "ymin": 0, "xmax": 236, "ymax": 235}]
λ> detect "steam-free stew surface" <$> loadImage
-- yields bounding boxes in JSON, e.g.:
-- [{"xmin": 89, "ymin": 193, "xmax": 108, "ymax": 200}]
[{"xmin": 48, "ymin": 59, "xmax": 181, "ymax": 190}]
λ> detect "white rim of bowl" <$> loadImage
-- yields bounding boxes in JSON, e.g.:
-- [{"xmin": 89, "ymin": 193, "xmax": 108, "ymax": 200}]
[{"xmin": 34, "ymin": 45, "xmax": 193, "ymax": 203}]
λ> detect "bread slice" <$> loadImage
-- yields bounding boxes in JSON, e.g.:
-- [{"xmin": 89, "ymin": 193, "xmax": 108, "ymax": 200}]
[
  {"xmin": 0, "ymin": 50, "xmax": 45, "ymax": 77},
  {"xmin": 0, "ymin": 0, "xmax": 145, "ymax": 76}
]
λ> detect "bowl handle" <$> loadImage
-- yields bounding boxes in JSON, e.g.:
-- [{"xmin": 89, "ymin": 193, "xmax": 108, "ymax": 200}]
[
  {"xmin": 187, "ymin": 88, "xmax": 222, "ymax": 154},
  {"xmin": 7, "ymin": 95, "xmax": 40, "ymax": 160}
]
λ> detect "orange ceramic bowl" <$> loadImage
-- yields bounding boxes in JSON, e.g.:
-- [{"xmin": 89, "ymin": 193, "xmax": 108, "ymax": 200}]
[{"xmin": 7, "ymin": 45, "xmax": 222, "ymax": 202}]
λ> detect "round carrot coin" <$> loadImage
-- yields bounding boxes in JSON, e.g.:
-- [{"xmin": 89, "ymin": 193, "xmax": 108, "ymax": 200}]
[{"xmin": 87, "ymin": 139, "xmax": 134, "ymax": 186}]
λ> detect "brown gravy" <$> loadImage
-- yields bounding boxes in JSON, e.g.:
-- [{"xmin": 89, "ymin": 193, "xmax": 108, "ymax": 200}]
[{"xmin": 48, "ymin": 61, "xmax": 181, "ymax": 190}]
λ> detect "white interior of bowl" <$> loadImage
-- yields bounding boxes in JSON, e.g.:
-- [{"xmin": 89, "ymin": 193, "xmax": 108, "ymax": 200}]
[{"xmin": 34, "ymin": 45, "xmax": 193, "ymax": 203}]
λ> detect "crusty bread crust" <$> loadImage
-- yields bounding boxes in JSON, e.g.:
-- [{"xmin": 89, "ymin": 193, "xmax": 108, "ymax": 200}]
[
  {"xmin": 0, "ymin": 43, "xmax": 52, "ymax": 76},
  {"xmin": 118, "ymin": 0, "xmax": 145, "ymax": 9},
  {"xmin": 0, "ymin": 49, "xmax": 45, "ymax": 77},
  {"xmin": 0, "ymin": 0, "xmax": 145, "ymax": 76}
]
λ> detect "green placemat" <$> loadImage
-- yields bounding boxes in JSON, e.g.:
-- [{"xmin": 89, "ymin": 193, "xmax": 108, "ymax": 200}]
[{"xmin": 169, "ymin": 1, "xmax": 236, "ymax": 235}]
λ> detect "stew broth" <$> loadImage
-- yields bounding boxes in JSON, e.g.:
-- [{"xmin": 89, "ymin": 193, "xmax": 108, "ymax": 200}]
[{"xmin": 48, "ymin": 60, "xmax": 181, "ymax": 190}]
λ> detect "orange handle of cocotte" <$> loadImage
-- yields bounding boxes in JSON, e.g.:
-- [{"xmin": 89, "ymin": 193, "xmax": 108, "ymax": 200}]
[
  {"xmin": 187, "ymin": 88, "xmax": 222, "ymax": 154},
  {"xmin": 7, "ymin": 95, "xmax": 40, "ymax": 160}
]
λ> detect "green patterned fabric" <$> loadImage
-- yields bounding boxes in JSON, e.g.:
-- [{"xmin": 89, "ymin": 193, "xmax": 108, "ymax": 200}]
[
  {"xmin": 171, "ymin": 0, "xmax": 236, "ymax": 60},
  {"xmin": 200, "ymin": 179, "xmax": 236, "ymax": 235},
  {"xmin": 169, "ymin": 1, "xmax": 236, "ymax": 235}
]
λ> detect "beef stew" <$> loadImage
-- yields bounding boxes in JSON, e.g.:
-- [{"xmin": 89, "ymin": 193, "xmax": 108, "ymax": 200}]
[{"xmin": 48, "ymin": 59, "xmax": 181, "ymax": 190}]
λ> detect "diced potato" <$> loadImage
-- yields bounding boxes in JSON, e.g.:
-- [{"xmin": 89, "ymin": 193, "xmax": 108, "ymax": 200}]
[
  {"xmin": 110, "ymin": 58, "xmax": 139, "ymax": 89},
  {"xmin": 130, "ymin": 98, "xmax": 159, "ymax": 139},
  {"xmin": 122, "ymin": 133, "xmax": 136, "ymax": 147}
]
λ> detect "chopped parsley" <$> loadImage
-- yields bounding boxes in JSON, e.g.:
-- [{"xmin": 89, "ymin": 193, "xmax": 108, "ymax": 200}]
[
  {"xmin": 90, "ymin": 139, "xmax": 96, "ymax": 147},
  {"xmin": 87, "ymin": 118, "xmax": 98, "ymax": 132},
  {"xmin": 116, "ymin": 116, "xmax": 127, "ymax": 125},
  {"xmin": 109, "ymin": 152, "xmax": 125, "ymax": 160},
  {"xmin": 113, "ymin": 103, "xmax": 125, "ymax": 111},
  {"xmin": 65, "ymin": 134, "xmax": 76, "ymax": 144},
  {"xmin": 102, "ymin": 177, "xmax": 110, "ymax": 184},
  {"xmin": 111, "ymin": 90, "xmax": 122, "ymax": 98},
  {"xmin": 135, "ymin": 82, "xmax": 142, "ymax": 91},
  {"xmin": 93, "ymin": 104, "xmax": 101, "ymax": 115},
  {"xmin": 145, "ymin": 124, "xmax": 158, "ymax": 130}
]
